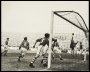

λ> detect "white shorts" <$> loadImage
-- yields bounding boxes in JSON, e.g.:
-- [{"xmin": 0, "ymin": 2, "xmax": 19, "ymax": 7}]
[
  {"xmin": 4, "ymin": 45, "xmax": 8, "ymax": 51},
  {"xmin": 35, "ymin": 42, "xmax": 40, "ymax": 48},
  {"xmin": 36, "ymin": 45, "xmax": 42, "ymax": 55},
  {"xmin": 42, "ymin": 45, "xmax": 48, "ymax": 54},
  {"xmin": 36, "ymin": 45, "xmax": 48, "ymax": 56},
  {"xmin": 53, "ymin": 47, "xmax": 61, "ymax": 54},
  {"xmin": 20, "ymin": 47, "xmax": 27, "ymax": 56}
]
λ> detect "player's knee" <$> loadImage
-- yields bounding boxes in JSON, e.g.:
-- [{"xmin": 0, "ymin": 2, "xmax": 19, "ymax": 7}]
[
  {"xmin": 5, "ymin": 50, "xmax": 8, "ymax": 52},
  {"xmin": 21, "ymin": 53, "xmax": 25, "ymax": 56},
  {"xmin": 22, "ymin": 55, "xmax": 24, "ymax": 58},
  {"xmin": 36, "ymin": 54, "xmax": 40, "ymax": 58}
]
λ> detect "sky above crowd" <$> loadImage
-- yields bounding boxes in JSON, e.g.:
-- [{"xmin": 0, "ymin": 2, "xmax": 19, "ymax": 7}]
[{"xmin": 1, "ymin": 1, "xmax": 89, "ymax": 34}]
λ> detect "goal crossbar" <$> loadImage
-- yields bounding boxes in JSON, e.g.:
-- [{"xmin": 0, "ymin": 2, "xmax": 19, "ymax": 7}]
[
  {"xmin": 54, "ymin": 11, "xmax": 89, "ymax": 32},
  {"xmin": 48, "ymin": 11, "xmax": 89, "ymax": 68}
]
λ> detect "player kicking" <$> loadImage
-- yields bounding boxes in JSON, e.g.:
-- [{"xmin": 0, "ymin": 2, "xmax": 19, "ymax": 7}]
[
  {"xmin": 29, "ymin": 33, "xmax": 63, "ymax": 68},
  {"xmin": 29, "ymin": 33, "xmax": 50, "ymax": 68},
  {"xmin": 18, "ymin": 37, "xmax": 29, "ymax": 62},
  {"xmin": 2, "ymin": 38, "xmax": 9, "ymax": 56}
]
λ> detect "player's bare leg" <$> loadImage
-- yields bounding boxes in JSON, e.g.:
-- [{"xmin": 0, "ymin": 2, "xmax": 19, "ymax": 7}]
[
  {"xmin": 18, "ymin": 54, "xmax": 24, "ymax": 62},
  {"xmin": 71, "ymin": 49, "xmax": 75, "ymax": 58},
  {"xmin": 53, "ymin": 47, "xmax": 63, "ymax": 60},
  {"xmin": 40, "ymin": 45, "xmax": 48, "ymax": 67},
  {"xmin": 2, "ymin": 50, "xmax": 8, "ymax": 56},
  {"xmin": 1, "ymin": 51, "xmax": 5, "ymax": 56},
  {"xmin": 59, "ymin": 54, "xmax": 63, "ymax": 60},
  {"xmin": 40, "ymin": 53, "xmax": 48, "ymax": 67},
  {"xmin": 41, "ymin": 54, "xmax": 44, "ymax": 64},
  {"xmin": 18, "ymin": 51, "xmax": 25, "ymax": 62},
  {"xmin": 29, "ymin": 54, "xmax": 40, "ymax": 68},
  {"xmin": 29, "ymin": 45, "xmax": 43, "ymax": 68}
]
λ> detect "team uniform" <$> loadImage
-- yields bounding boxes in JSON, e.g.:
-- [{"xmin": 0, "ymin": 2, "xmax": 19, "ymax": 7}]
[
  {"xmin": 29, "ymin": 33, "xmax": 50, "ymax": 68},
  {"xmin": 51, "ymin": 38, "xmax": 63, "ymax": 60},
  {"xmin": 33, "ymin": 38, "xmax": 48, "ymax": 56},
  {"xmin": 33, "ymin": 38, "xmax": 42, "ymax": 48},
  {"xmin": 78, "ymin": 42, "xmax": 83, "ymax": 54},
  {"xmin": 29, "ymin": 37, "xmax": 49, "ymax": 67},
  {"xmin": 18, "ymin": 39, "xmax": 29, "ymax": 62},
  {"xmin": 70, "ymin": 34, "xmax": 78, "ymax": 54},
  {"xmin": 29, "ymin": 37, "xmax": 63, "ymax": 68},
  {"xmin": 2, "ymin": 39, "xmax": 9, "ymax": 56}
]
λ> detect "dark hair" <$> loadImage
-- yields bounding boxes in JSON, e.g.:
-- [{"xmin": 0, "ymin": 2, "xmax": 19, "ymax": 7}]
[
  {"xmin": 45, "ymin": 33, "xmax": 50, "ymax": 38},
  {"xmin": 72, "ymin": 33, "xmax": 74, "ymax": 35},
  {"xmin": 55, "ymin": 39, "xmax": 57, "ymax": 42},
  {"xmin": 80, "ymin": 42, "xmax": 82, "ymax": 44},
  {"xmin": 7, "ymin": 38, "xmax": 9, "ymax": 40},
  {"xmin": 24, "ymin": 37, "xmax": 27, "ymax": 40}
]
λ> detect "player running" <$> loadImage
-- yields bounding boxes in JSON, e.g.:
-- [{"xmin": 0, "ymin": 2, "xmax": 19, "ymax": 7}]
[
  {"xmin": 2, "ymin": 38, "xmax": 9, "ymax": 56},
  {"xmin": 33, "ymin": 37, "xmax": 63, "ymax": 60},
  {"xmin": 29, "ymin": 33, "xmax": 63, "ymax": 68},
  {"xmin": 18, "ymin": 37, "xmax": 30, "ymax": 62},
  {"xmin": 29, "ymin": 33, "xmax": 50, "ymax": 68}
]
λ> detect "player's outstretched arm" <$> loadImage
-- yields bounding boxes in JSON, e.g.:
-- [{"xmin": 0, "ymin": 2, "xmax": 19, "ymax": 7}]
[
  {"xmin": 19, "ymin": 41, "xmax": 23, "ymax": 50},
  {"xmin": 33, "ymin": 38, "xmax": 42, "ymax": 48},
  {"xmin": 33, "ymin": 41, "xmax": 37, "ymax": 48},
  {"xmin": 19, "ymin": 45, "xmax": 21, "ymax": 50}
]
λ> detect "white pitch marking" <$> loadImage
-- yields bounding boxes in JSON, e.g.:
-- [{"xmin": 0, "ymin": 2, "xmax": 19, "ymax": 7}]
[{"xmin": 39, "ymin": 68, "xmax": 49, "ymax": 71}]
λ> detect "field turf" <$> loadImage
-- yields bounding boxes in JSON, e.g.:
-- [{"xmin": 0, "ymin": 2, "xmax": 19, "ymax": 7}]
[{"xmin": 1, "ymin": 53, "xmax": 89, "ymax": 71}]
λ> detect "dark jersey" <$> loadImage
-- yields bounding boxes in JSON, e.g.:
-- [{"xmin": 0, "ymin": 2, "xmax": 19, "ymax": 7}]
[
  {"xmin": 70, "ymin": 37, "xmax": 75, "ymax": 49},
  {"xmin": 34, "ymin": 38, "xmax": 58, "ymax": 49},
  {"xmin": 20, "ymin": 40, "xmax": 29, "ymax": 49},
  {"xmin": 39, "ymin": 38, "xmax": 57, "ymax": 46},
  {"xmin": 5, "ymin": 40, "xmax": 8, "ymax": 45},
  {"xmin": 52, "ymin": 42, "xmax": 59, "ymax": 47},
  {"xmin": 52, "ymin": 38, "xmax": 59, "ymax": 51},
  {"xmin": 80, "ymin": 44, "xmax": 83, "ymax": 49},
  {"xmin": 36, "ymin": 38, "xmax": 42, "ymax": 42},
  {"xmin": 52, "ymin": 38, "xmax": 59, "ymax": 47},
  {"xmin": 52, "ymin": 38, "xmax": 57, "ymax": 42},
  {"xmin": 40, "ymin": 37, "xmax": 49, "ymax": 46},
  {"xmin": 70, "ymin": 37, "xmax": 78, "ymax": 49}
]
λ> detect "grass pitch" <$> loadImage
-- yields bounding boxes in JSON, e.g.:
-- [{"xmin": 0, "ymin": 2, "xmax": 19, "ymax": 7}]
[{"xmin": 1, "ymin": 53, "xmax": 89, "ymax": 71}]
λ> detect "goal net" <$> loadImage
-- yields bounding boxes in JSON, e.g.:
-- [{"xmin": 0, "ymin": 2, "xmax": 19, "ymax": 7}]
[{"xmin": 48, "ymin": 11, "xmax": 89, "ymax": 68}]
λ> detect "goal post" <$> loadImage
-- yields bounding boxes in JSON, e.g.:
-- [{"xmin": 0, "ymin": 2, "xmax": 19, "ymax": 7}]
[
  {"xmin": 48, "ymin": 11, "xmax": 54, "ymax": 68},
  {"xmin": 83, "ymin": 31, "xmax": 89, "ymax": 61},
  {"xmin": 48, "ymin": 10, "xmax": 89, "ymax": 68},
  {"xmin": 54, "ymin": 11, "xmax": 88, "ymax": 32},
  {"xmin": 53, "ymin": 11, "xmax": 89, "ymax": 62}
]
